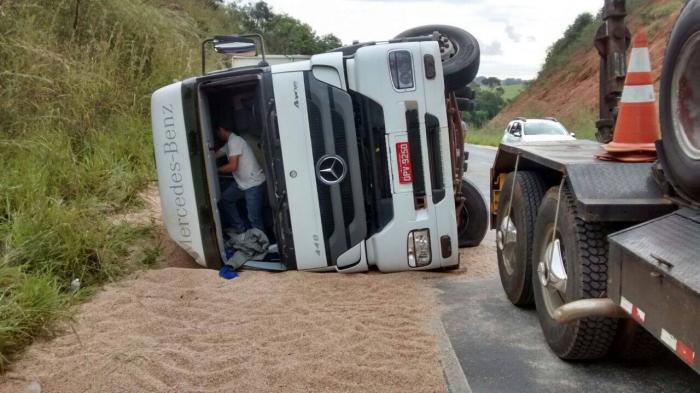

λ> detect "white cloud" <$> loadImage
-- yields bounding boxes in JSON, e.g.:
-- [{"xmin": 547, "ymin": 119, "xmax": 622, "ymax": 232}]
[
  {"xmin": 244, "ymin": 0, "xmax": 603, "ymax": 78},
  {"xmin": 481, "ymin": 40, "xmax": 503, "ymax": 56},
  {"xmin": 505, "ymin": 24, "xmax": 521, "ymax": 43}
]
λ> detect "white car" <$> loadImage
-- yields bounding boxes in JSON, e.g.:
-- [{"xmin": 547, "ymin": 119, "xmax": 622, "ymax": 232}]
[{"xmin": 501, "ymin": 118, "xmax": 576, "ymax": 144}]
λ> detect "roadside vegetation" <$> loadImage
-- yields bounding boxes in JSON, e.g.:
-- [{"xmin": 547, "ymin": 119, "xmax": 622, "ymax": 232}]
[
  {"xmin": 463, "ymin": 77, "xmax": 526, "ymax": 129},
  {"xmin": 463, "ymin": 77, "xmax": 526, "ymax": 145},
  {"xmin": 0, "ymin": 0, "xmax": 338, "ymax": 370}
]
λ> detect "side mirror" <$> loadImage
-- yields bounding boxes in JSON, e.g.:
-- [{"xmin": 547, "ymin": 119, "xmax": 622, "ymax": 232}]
[
  {"xmin": 513, "ymin": 131, "xmax": 522, "ymax": 138},
  {"xmin": 570, "ymin": 132, "xmax": 576, "ymax": 138},
  {"xmin": 201, "ymin": 33, "xmax": 268, "ymax": 74},
  {"xmin": 213, "ymin": 36, "xmax": 257, "ymax": 54}
]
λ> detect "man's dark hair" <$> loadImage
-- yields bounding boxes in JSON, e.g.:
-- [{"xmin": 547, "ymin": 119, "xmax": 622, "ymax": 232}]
[{"xmin": 217, "ymin": 113, "xmax": 234, "ymax": 131}]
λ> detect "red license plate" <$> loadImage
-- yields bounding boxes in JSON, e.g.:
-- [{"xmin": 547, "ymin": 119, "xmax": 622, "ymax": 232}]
[{"xmin": 396, "ymin": 142, "xmax": 413, "ymax": 184}]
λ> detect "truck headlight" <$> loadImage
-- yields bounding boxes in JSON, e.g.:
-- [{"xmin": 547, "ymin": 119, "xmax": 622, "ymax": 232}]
[
  {"xmin": 389, "ymin": 50, "xmax": 415, "ymax": 91},
  {"xmin": 408, "ymin": 229, "xmax": 432, "ymax": 267}
]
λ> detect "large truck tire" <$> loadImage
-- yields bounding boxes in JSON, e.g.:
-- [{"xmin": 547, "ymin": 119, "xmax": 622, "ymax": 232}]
[
  {"xmin": 496, "ymin": 171, "xmax": 547, "ymax": 307},
  {"xmin": 395, "ymin": 25, "xmax": 480, "ymax": 92},
  {"xmin": 659, "ymin": 0, "xmax": 700, "ymax": 203},
  {"xmin": 457, "ymin": 179, "xmax": 488, "ymax": 248},
  {"xmin": 532, "ymin": 186, "xmax": 618, "ymax": 360}
]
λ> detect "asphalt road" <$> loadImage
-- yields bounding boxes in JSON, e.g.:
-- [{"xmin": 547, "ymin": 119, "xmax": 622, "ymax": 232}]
[
  {"xmin": 444, "ymin": 145, "xmax": 700, "ymax": 392},
  {"xmin": 463, "ymin": 144, "xmax": 494, "ymax": 201}
]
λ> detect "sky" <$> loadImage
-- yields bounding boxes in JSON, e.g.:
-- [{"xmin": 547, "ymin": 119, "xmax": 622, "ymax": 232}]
[{"xmin": 254, "ymin": 0, "xmax": 604, "ymax": 79}]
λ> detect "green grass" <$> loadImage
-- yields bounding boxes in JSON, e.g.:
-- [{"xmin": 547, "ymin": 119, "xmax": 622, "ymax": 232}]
[
  {"xmin": 0, "ymin": 265, "xmax": 68, "ymax": 366},
  {"xmin": 483, "ymin": 83, "xmax": 526, "ymax": 101},
  {"xmin": 0, "ymin": 0, "xmax": 244, "ymax": 370},
  {"xmin": 465, "ymin": 129, "xmax": 502, "ymax": 147},
  {"xmin": 637, "ymin": 0, "xmax": 684, "ymax": 36},
  {"xmin": 467, "ymin": 106, "xmax": 598, "ymax": 146}
]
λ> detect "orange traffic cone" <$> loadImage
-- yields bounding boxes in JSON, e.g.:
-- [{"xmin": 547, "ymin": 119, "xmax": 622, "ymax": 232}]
[{"xmin": 598, "ymin": 31, "xmax": 660, "ymax": 163}]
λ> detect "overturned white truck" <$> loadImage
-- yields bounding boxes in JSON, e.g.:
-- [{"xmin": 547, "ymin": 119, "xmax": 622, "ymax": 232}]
[{"xmin": 151, "ymin": 26, "xmax": 488, "ymax": 272}]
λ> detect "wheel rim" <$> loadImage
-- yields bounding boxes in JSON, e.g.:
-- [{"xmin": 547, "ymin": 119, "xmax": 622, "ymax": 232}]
[
  {"xmin": 497, "ymin": 215, "xmax": 517, "ymax": 275},
  {"xmin": 536, "ymin": 227, "xmax": 568, "ymax": 317},
  {"xmin": 671, "ymin": 31, "xmax": 700, "ymax": 160},
  {"xmin": 438, "ymin": 34, "xmax": 458, "ymax": 62}
]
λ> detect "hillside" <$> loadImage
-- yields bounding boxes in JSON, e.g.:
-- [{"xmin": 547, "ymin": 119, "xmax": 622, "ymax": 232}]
[
  {"xmin": 473, "ymin": 0, "xmax": 683, "ymax": 143},
  {"xmin": 0, "ymin": 0, "xmax": 338, "ymax": 369}
]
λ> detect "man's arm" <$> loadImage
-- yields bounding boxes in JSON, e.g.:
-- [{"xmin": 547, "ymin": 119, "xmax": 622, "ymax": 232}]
[
  {"xmin": 213, "ymin": 146, "xmax": 227, "ymax": 159},
  {"xmin": 218, "ymin": 155, "xmax": 240, "ymax": 174}
]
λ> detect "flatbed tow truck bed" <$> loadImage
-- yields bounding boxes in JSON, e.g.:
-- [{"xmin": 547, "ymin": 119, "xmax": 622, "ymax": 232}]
[{"xmin": 491, "ymin": 140, "xmax": 676, "ymax": 223}]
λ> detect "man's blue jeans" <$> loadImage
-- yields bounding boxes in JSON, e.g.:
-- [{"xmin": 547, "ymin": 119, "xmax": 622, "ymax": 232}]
[{"xmin": 218, "ymin": 180, "xmax": 265, "ymax": 233}]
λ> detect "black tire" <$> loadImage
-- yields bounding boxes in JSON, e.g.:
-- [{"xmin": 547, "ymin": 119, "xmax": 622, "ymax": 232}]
[
  {"xmin": 454, "ymin": 85, "xmax": 475, "ymax": 100},
  {"xmin": 659, "ymin": 0, "xmax": 700, "ymax": 202},
  {"xmin": 395, "ymin": 25, "xmax": 480, "ymax": 92},
  {"xmin": 496, "ymin": 172, "xmax": 547, "ymax": 307},
  {"xmin": 457, "ymin": 179, "xmax": 488, "ymax": 248},
  {"xmin": 532, "ymin": 186, "xmax": 618, "ymax": 360},
  {"xmin": 456, "ymin": 98, "xmax": 475, "ymax": 112},
  {"xmin": 611, "ymin": 318, "xmax": 668, "ymax": 362}
]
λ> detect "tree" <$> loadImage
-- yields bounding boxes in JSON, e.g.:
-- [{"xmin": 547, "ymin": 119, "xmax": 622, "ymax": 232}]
[
  {"xmin": 482, "ymin": 77, "xmax": 501, "ymax": 89},
  {"xmin": 317, "ymin": 34, "xmax": 342, "ymax": 52},
  {"xmin": 231, "ymin": 0, "xmax": 342, "ymax": 54},
  {"xmin": 237, "ymin": 1, "xmax": 274, "ymax": 32},
  {"xmin": 541, "ymin": 12, "xmax": 596, "ymax": 75},
  {"xmin": 462, "ymin": 89, "xmax": 507, "ymax": 128}
]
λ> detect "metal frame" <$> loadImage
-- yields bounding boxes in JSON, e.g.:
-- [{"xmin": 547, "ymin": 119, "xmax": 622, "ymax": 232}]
[
  {"xmin": 490, "ymin": 141, "xmax": 676, "ymax": 227},
  {"xmin": 446, "ymin": 93, "xmax": 467, "ymax": 226},
  {"xmin": 594, "ymin": 0, "xmax": 631, "ymax": 143},
  {"xmin": 201, "ymin": 33, "xmax": 268, "ymax": 75}
]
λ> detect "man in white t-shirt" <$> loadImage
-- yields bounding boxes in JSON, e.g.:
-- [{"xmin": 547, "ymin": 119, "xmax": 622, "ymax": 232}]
[{"xmin": 215, "ymin": 125, "xmax": 266, "ymax": 233}]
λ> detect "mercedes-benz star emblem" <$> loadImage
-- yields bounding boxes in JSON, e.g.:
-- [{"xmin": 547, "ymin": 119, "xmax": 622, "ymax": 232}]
[{"xmin": 316, "ymin": 155, "xmax": 347, "ymax": 185}]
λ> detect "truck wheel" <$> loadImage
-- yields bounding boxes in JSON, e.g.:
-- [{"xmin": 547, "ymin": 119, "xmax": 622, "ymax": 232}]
[
  {"xmin": 532, "ymin": 186, "xmax": 618, "ymax": 360},
  {"xmin": 456, "ymin": 98, "xmax": 475, "ymax": 112},
  {"xmin": 457, "ymin": 179, "xmax": 488, "ymax": 248},
  {"xmin": 496, "ymin": 172, "xmax": 547, "ymax": 307},
  {"xmin": 659, "ymin": 1, "xmax": 700, "ymax": 202},
  {"xmin": 395, "ymin": 25, "xmax": 480, "ymax": 92},
  {"xmin": 454, "ymin": 85, "xmax": 475, "ymax": 100}
]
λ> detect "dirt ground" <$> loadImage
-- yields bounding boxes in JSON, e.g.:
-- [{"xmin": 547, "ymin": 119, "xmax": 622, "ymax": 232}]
[{"xmin": 0, "ymin": 189, "xmax": 497, "ymax": 393}]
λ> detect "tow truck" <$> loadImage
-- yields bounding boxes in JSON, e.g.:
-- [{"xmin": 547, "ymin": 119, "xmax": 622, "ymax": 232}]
[{"xmin": 491, "ymin": 0, "xmax": 699, "ymax": 372}]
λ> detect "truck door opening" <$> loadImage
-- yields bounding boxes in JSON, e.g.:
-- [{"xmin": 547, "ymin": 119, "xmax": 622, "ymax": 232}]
[{"xmin": 198, "ymin": 74, "xmax": 281, "ymax": 268}]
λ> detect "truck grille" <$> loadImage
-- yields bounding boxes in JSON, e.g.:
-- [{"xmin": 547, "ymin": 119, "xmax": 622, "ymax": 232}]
[
  {"xmin": 305, "ymin": 73, "xmax": 367, "ymax": 266},
  {"xmin": 307, "ymin": 99, "xmax": 335, "ymax": 240}
]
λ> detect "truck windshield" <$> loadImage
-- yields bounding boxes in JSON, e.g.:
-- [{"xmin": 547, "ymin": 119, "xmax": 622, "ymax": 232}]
[
  {"xmin": 525, "ymin": 121, "xmax": 569, "ymax": 136},
  {"xmin": 304, "ymin": 73, "xmax": 369, "ymax": 264},
  {"xmin": 350, "ymin": 92, "xmax": 394, "ymax": 235}
]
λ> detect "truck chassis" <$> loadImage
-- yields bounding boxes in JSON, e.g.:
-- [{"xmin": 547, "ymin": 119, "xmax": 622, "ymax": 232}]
[{"xmin": 491, "ymin": 140, "xmax": 699, "ymax": 372}]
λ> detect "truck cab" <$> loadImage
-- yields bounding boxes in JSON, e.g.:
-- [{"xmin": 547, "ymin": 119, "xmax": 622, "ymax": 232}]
[{"xmin": 151, "ymin": 31, "xmax": 477, "ymax": 272}]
